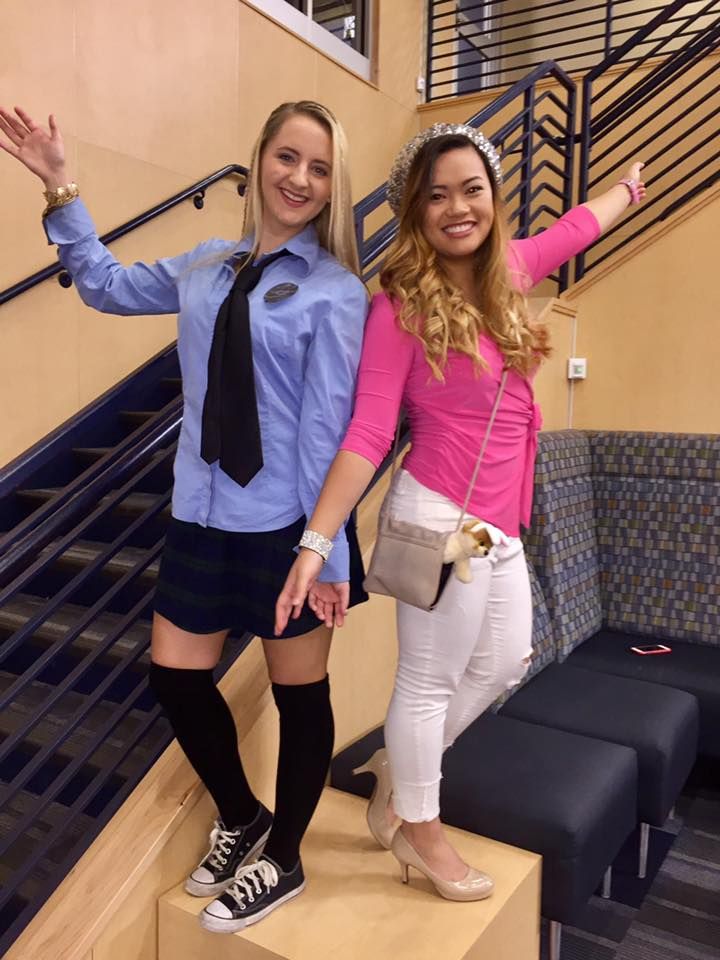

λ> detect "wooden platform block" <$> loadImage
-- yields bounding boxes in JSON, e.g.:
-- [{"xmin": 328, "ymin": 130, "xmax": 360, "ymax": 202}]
[{"xmin": 159, "ymin": 788, "xmax": 541, "ymax": 960}]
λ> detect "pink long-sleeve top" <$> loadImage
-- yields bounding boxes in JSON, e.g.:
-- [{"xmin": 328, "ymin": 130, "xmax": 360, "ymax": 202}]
[{"xmin": 340, "ymin": 206, "xmax": 601, "ymax": 536}]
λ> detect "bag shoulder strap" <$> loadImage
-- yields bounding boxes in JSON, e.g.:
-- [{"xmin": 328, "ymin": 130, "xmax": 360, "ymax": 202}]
[{"xmin": 388, "ymin": 369, "xmax": 509, "ymax": 533}]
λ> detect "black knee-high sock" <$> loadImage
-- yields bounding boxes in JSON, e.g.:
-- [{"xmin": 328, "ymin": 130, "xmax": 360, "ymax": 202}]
[
  {"xmin": 262, "ymin": 676, "xmax": 334, "ymax": 871},
  {"xmin": 149, "ymin": 662, "xmax": 260, "ymax": 828}
]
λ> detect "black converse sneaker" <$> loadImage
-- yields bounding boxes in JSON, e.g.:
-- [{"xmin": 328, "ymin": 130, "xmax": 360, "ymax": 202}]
[
  {"xmin": 199, "ymin": 855, "xmax": 305, "ymax": 933},
  {"xmin": 184, "ymin": 804, "xmax": 273, "ymax": 897}
]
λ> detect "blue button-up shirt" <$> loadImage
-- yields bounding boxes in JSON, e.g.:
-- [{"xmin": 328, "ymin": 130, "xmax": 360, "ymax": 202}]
[{"xmin": 44, "ymin": 200, "xmax": 368, "ymax": 581}]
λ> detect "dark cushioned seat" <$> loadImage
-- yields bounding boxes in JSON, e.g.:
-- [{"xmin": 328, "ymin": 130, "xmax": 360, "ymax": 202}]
[
  {"xmin": 500, "ymin": 663, "xmax": 699, "ymax": 823},
  {"xmin": 567, "ymin": 630, "xmax": 720, "ymax": 758},
  {"xmin": 331, "ymin": 714, "xmax": 638, "ymax": 924}
]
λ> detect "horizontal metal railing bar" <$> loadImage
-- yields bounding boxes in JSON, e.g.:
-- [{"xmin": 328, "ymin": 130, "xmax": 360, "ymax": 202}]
[
  {"xmin": 588, "ymin": 64, "xmax": 720, "ymax": 172},
  {"xmin": 430, "ymin": 9, "xmax": 656, "ymax": 54},
  {"xmin": 430, "ymin": 34, "xmax": 622, "ymax": 68},
  {"xmin": 429, "ymin": 0, "xmax": 640, "ymax": 26},
  {"xmin": 0, "ymin": 538, "xmax": 163, "ymax": 764},
  {"xmin": 0, "ymin": 394, "xmax": 181, "ymax": 562},
  {"xmin": 660, "ymin": 165, "xmax": 720, "ymax": 218},
  {"xmin": 428, "ymin": 49, "xmax": 625, "ymax": 91},
  {"xmin": 0, "ymin": 490, "xmax": 171, "ymax": 713},
  {"xmin": 0, "ymin": 164, "xmax": 248, "ymax": 307},
  {"xmin": 588, "ymin": 97, "xmax": 720, "ymax": 188},
  {"xmin": 588, "ymin": 30, "xmax": 720, "ymax": 146}
]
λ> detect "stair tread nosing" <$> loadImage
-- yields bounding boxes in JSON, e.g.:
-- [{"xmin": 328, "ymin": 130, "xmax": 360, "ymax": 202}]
[
  {"xmin": 41, "ymin": 540, "xmax": 160, "ymax": 579},
  {"xmin": 0, "ymin": 593, "xmax": 151, "ymax": 655}
]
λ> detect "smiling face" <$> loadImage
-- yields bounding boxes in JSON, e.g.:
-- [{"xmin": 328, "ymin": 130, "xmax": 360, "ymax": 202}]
[
  {"xmin": 258, "ymin": 113, "xmax": 333, "ymax": 248},
  {"xmin": 421, "ymin": 145, "xmax": 495, "ymax": 265}
]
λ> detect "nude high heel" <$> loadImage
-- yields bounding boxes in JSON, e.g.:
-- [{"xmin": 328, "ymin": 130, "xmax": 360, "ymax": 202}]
[
  {"xmin": 391, "ymin": 829, "xmax": 494, "ymax": 902},
  {"xmin": 352, "ymin": 748, "xmax": 398, "ymax": 849}
]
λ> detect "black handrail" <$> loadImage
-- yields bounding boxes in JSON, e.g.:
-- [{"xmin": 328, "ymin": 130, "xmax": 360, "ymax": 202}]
[{"xmin": 0, "ymin": 163, "xmax": 248, "ymax": 307}]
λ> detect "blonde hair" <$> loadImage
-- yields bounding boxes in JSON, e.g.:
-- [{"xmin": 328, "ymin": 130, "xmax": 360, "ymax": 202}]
[
  {"xmin": 381, "ymin": 135, "xmax": 550, "ymax": 379},
  {"xmin": 242, "ymin": 101, "xmax": 360, "ymax": 276}
]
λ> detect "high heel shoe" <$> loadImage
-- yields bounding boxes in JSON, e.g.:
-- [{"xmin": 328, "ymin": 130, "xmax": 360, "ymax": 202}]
[
  {"xmin": 352, "ymin": 748, "xmax": 398, "ymax": 849},
  {"xmin": 391, "ymin": 829, "xmax": 494, "ymax": 902}
]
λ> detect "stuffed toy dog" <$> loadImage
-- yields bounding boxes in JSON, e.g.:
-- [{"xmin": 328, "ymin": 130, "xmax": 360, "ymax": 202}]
[{"xmin": 443, "ymin": 520, "xmax": 494, "ymax": 583}]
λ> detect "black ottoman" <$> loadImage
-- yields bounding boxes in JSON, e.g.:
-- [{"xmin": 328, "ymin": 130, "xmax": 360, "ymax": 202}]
[
  {"xmin": 567, "ymin": 629, "xmax": 720, "ymax": 758},
  {"xmin": 500, "ymin": 663, "xmax": 699, "ymax": 826},
  {"xmin": 331, "ymin": 713, "xmax": 638, "ymax": 926}
]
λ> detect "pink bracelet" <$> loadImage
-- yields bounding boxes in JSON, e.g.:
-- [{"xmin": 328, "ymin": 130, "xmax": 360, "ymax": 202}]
[{"xmin": 618, "ymin": 178, "xmax": 641, "ymax": 205}]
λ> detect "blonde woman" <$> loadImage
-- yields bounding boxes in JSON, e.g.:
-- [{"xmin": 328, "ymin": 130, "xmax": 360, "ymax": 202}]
[
  {"xmin": 0, "ymin": 101, "xmax": 368, "ymax": 931},
  {"xmin": 275, "ymin": 123, "xmax": 646, "ymax": 900}
]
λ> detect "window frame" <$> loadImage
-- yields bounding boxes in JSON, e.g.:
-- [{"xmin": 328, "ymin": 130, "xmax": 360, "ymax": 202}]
[{"xmin": 244, "ymin": 0, "xmax": 373, "ymax": 80}]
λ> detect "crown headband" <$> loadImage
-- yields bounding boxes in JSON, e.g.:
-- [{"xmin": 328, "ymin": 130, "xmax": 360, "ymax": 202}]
[{"xmin": 386, "ymin": 123, "xmax": 503, "ymax": 216}]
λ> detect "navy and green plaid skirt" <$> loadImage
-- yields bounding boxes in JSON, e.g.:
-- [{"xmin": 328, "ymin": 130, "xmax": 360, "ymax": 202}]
[{"xmin": 154, "ymin": 515, "xmax": 368, "ymax": 639}]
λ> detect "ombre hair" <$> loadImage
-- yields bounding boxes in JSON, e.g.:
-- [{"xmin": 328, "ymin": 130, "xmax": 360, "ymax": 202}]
[
  {"xmin": 242, "ymin": 101, "xmax": 360, "ymax": 276},
  {"xmin": 381, "ymin": 135, "xmax": 550, "ymax": 379}
]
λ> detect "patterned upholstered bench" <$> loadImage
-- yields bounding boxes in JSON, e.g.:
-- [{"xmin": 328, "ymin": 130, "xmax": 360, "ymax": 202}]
[{"xmin": 526, "ymin": 430, "xmax": 720, "ymax": 759}]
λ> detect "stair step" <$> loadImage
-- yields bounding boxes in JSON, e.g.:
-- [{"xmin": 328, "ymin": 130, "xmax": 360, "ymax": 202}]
[
  {"xmin": 119, "ymin": 410, "xmax": 157, "ymax": 425},
  {"xmin": 0, "ymin": 594, "xmax": 151, "ymax": 661},
  {"xmin": 15, "ymin": 488, "xmax": 170, "ymax": 518},
  {"xmin": 158, "ymin": 788, "xmax": 541, "ymax": 960},
  {"xmin": 72, "ymin": 447, "xmax": 112, "ymax": 465},
  {"xmin": 0, "ymin": 788, "xmax": 96, "ymax": 899},
  {"xmin": 161, "ymin": 377, "xmax": 182, "ymax": 388},
  {"xmin": 0, "ymin": 671, "xmax": 162, "ymax": 777},
  {"xmin": 41, "ymin": 540, "xmax": 160, "ymax": 580}
]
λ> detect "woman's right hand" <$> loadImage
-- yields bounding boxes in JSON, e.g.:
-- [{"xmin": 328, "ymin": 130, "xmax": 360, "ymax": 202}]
[{"xmin": 0, "ymin": 106, "xmax": 68, "ymax": 188}]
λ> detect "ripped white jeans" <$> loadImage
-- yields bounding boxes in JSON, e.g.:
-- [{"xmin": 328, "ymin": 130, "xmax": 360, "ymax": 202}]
[{"xmin": 384, "ymin": 470, "xmax": 533, "ymax": 822}]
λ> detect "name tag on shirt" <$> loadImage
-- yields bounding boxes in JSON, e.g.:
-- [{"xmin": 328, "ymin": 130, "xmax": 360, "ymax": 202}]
[{"xmin": 264, "ymin": 282, "xmax": 299, "ymax": 303}]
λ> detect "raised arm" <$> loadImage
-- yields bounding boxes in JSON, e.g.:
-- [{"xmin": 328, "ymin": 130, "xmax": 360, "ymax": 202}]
[
  {"xmin": 581, "ymin": 161, "xmax": 647, "ymax": 232},
  {"xmin": 509, "ymin": 160, "xmax": 647, "ymax": 290},
  {"xmin": 275, "ymin": 293, "xmax": 414, "ymax": 634},
  {"xmin": 0, "ymin": 106, "xmax": 208, "ymax": 315}
]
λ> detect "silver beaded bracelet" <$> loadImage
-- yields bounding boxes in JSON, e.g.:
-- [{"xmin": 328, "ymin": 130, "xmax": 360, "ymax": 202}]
[{"xmin": 298, "ymin": 529, "xmax": 334, "ymax": 563}]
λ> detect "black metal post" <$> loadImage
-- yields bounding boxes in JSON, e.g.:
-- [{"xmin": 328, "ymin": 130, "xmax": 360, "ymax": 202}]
[{"xmin": 605, "ymin": 0, "xmax": 614, "ymax": 57}]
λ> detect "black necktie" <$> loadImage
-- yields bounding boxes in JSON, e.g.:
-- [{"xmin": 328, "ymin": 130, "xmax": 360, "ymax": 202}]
[{"xmin": 200, "ymin": 249, "xmax": 288, "ymax": 486}]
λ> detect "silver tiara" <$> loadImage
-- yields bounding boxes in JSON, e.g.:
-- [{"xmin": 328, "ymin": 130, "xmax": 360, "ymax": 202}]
[{"xmin": 386, "ymin": 123, "xmax": 503, "ymax": 215}]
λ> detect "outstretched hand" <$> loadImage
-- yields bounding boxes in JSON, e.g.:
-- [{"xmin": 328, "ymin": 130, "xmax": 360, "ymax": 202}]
[
  {"xmin": 625, "ymin": 160, "xmax": 647, "ymax": 203},
  {"xmin": 0, "ymin": 106, "xmax": 67, "ymax": 187},
  {"xmin": 275, "ymin": 548, "xmax": 349, "ymax": 636}
]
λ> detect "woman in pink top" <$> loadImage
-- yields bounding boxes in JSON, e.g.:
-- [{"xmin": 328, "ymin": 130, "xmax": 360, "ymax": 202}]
[{"xmin": 275, "ymin": 123, "xmax": 647, "ymax": 901}]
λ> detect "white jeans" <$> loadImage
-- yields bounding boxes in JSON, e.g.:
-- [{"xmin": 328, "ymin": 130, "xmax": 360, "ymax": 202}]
[{"xmin": 384, "ymin": 470, "xmax": 533, "ymax": 822}]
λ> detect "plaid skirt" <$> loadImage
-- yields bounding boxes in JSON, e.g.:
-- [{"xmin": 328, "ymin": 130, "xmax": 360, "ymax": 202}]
[{"xmin": 154, "ymin": 515, "xmax": 368, "ymax": 639}]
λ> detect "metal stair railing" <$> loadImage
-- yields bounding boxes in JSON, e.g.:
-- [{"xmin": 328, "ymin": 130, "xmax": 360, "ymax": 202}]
[
  {"xmin": 0, "ymin": 163, "xmax": 248, "ymax": 307},
  {"xmin": 576, "ymin": 0, "xmax": 720, "ymax": 278},
  {"xmin": 425, "ymin": 0, "xmax": 717, "ymax": 100}
]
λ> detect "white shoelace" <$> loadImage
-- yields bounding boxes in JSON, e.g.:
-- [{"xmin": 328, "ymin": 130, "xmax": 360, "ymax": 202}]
[
  {"xmin": 206, "ymin": 822, "xmax": 241, "ymax": 869},
  {"xmin": 225, "ymin": 860, "xmax": 279, "ymax": 907}
]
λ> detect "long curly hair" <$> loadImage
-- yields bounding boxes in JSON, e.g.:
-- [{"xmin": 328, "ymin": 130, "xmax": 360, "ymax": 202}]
[{"xmin": 380, "ymin": 135, "xmax": 550, "ymax": 379}]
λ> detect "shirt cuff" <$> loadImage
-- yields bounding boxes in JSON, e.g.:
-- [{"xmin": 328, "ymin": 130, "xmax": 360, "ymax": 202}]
[
  {"xmin": 43, "ymin": 198, "xmax": 96, "ymax": 246},
  {"xmin": 317, "ymin": 534, "xmax": 350, "ymax": 583}
]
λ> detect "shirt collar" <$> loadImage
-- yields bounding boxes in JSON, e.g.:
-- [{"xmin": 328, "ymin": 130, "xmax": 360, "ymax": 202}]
[{"xmin": 228, "ymin": 221, "xmax": 319, "ymax": 278}]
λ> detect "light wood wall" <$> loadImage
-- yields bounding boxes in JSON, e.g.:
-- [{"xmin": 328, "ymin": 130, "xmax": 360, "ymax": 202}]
[
  {"xmin": 0, "ymin": 0, "xmax": 424, "ymax": 467},
  {"xmin": 566, "ymin": 185, "xmax": 720, "ymax": 433}
]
